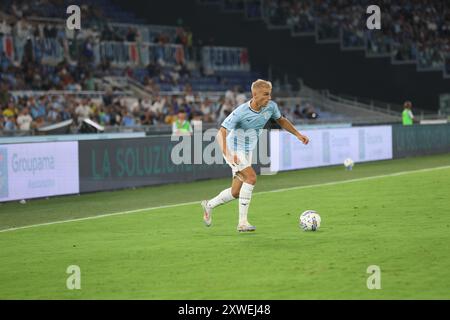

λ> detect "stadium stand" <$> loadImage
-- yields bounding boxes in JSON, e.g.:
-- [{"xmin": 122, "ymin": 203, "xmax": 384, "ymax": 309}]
[
  {"xmin": 0, "ymin": 0, "xmax": 446, "ymax": 135},
  {"xmin": 200, "ymin": 0, "xmax": 449, "ymax": 75}
]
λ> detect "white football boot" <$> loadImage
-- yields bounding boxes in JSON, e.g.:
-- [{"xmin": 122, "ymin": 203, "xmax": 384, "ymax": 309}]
[
  {"xmin": 237, "ymin": 222, "xmax": 256, "ymax": 232},
  {"xmin": 201, "ymin": 200, "xmax": 212, "ymax": 227}
]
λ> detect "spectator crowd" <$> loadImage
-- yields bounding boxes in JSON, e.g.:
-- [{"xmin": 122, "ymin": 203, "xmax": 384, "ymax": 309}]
[
  {"xmin": 0, "ymin": 0, "xmax": 353, "ymax": 134},
  {"xmin": 0, "ymin": 0, "xmax": 208, "ymax": 133},
  {"xmin": 262, "ymin": 0, "xmax": 449, "ymax": 67}
]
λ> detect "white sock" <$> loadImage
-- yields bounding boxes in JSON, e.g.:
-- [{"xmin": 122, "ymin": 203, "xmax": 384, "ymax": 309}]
[
  {"xmin": 207, "ymin": 188, "xmax": 235, "ymax": 209},
  {"xmin": 239, "ymin": 182, "xmax": 254, "ymax": 225}
]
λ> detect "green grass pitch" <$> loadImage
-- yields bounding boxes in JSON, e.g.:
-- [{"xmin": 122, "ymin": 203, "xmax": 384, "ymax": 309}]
[{"xmin": 0, "ymin": 153, "xmax": 449, "ymax": 299}]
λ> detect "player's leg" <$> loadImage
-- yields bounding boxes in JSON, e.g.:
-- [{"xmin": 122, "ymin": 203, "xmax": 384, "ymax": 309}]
[
  {"xmin": 231, "ymin": 174, "xmax": 243, "ymax": 198},
  {"xmin": 201, "ymin": 175, "xmax": 241, "ymax": 227},
  {"xmin": 205, "ymin": 177, "xmax": 240, "ymax": 210},
  {"xmin": 236, "ymin": 165, "xmax": 257, "ymax": 232}
]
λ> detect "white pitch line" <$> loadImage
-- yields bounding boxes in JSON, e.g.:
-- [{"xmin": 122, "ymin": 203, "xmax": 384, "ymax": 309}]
[
  {"xmin": 1, "ymin": 165, "xmax": 449, "ymax": 234},
  {"xmin": 257, "ymin": 165, "xmax": 450, "ymax": 195}
]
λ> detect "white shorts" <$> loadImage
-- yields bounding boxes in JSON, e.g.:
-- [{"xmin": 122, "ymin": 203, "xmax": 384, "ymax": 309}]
[{"xmin": 224, "ymin": 150, "xmax": 253, "ymax": 179}]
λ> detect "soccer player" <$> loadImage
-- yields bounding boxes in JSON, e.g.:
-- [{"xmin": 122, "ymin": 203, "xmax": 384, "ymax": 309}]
[{"xmin": 201, "ymin": 79, "xmax": 309, "ymax": 232}]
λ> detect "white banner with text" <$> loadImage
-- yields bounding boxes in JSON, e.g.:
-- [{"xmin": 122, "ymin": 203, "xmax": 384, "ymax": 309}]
[
  {"xmin": 0, "ymin": 142, "xmax": 79, "ymax": 202},
  {"xmin": 270, "ymin": 126, "xmax": 392, "ymax": 172}
]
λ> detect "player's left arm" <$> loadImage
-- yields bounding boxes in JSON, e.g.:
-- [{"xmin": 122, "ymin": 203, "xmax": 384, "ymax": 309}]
[{"xmin": 276, "ymin": 116, "xmax": 309, "ymax": 145}]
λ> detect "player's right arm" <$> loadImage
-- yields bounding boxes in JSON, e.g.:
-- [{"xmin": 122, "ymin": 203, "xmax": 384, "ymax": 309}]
[
  {"xmin": 217, "ymin": 127, "xmax": 239, "ymax": 164},
  {"xmin": 218, "ymin": 109, "xmax": 241, "ymax": 164}
]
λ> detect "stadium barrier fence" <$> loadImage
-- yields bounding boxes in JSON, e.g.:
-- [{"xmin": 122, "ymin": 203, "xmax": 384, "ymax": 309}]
[
  {"xmin": 1, "ymin": 124, "xmax": 450, "ymax": 202},
  {"xmin": 78, "ymin": 135, "xmax": 241, "ymax": 193},
  {"xmin": 392, "ymin": 123, "xmax": 450, "ymax": 158}
]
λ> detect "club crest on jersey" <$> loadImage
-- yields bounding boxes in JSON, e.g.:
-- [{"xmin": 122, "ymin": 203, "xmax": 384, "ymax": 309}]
[{"xmin": 263, "ymin": 112, "xmax": 270, "ymax": 120}]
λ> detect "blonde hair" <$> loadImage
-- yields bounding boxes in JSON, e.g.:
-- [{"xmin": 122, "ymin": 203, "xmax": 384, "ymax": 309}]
[{"xmin": 251, "ymin": 79, "xmax": 272, "ymax": 92}]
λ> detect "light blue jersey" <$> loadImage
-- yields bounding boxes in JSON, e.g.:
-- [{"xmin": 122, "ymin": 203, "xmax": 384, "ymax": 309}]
[{"xmin": 221, "ymin": 100, "xmax": 282, "ymax": 152}]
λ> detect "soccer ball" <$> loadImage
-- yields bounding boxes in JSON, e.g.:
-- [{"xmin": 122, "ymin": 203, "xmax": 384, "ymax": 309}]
[
  {"xmin": 344, "ymin": 158, "xmax": 354, "ymax": 170},
  {"xmin": 299, "ymin": 210, "xmax": 321, "ymax": 231}
]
